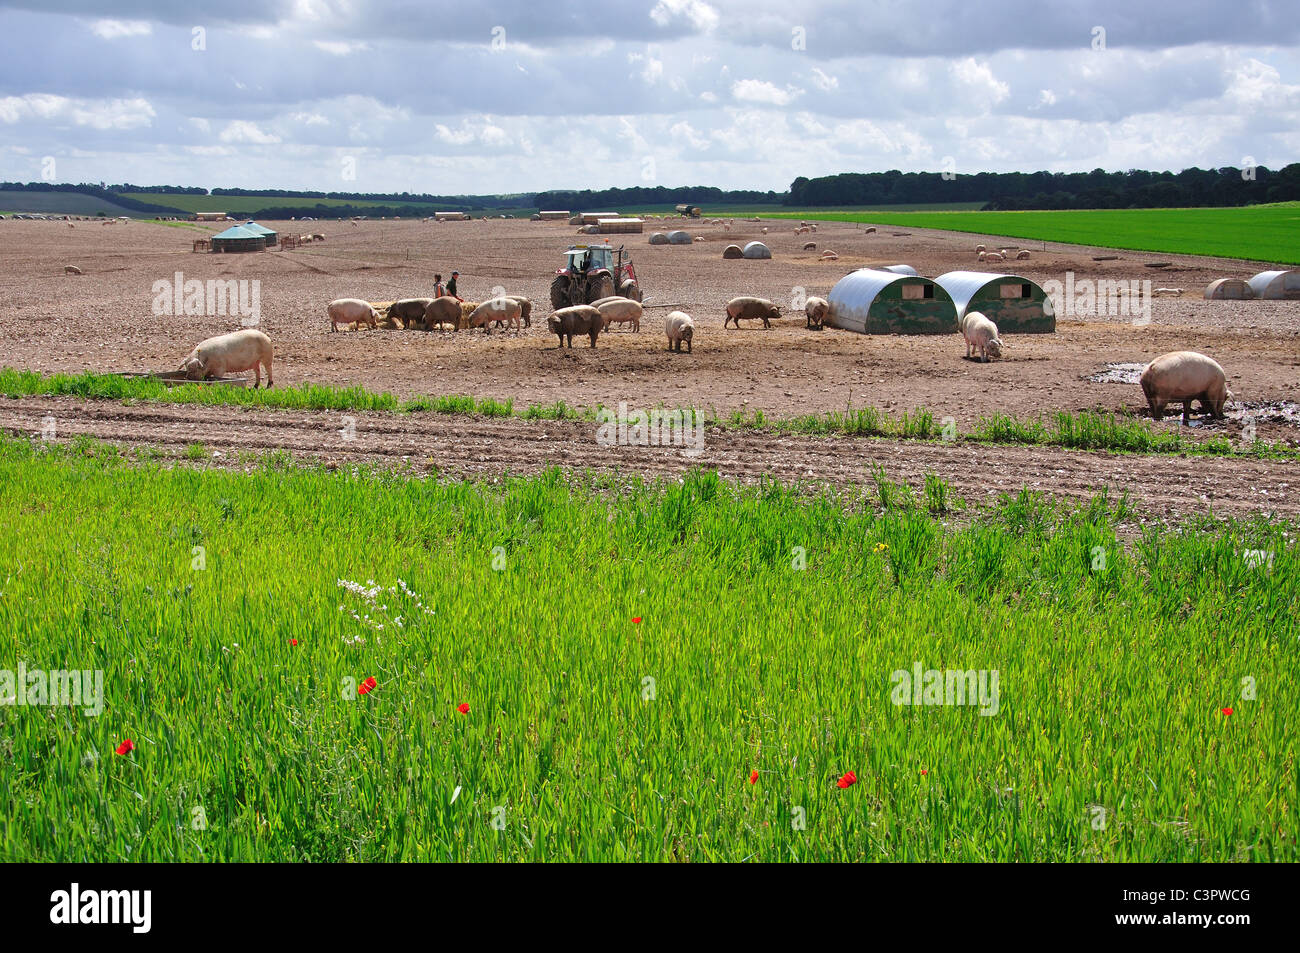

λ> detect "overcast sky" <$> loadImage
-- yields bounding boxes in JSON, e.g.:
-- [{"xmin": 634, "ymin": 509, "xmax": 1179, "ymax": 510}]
[{"xmin": 1, "ymin": 0, "xmax": 1296, "ymax": 194}]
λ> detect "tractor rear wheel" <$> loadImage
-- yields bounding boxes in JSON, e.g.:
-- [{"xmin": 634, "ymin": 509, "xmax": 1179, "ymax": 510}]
[
  {"xmin": 586, "ymin": 274, "xmax": 614, "ymax": 303},
  {"xmin": 550, "ymin": 275, "xmax": 571, "ymax": 310}
]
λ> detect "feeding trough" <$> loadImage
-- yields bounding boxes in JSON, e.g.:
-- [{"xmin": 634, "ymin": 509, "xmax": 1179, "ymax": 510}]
[{"xmin": 114, "ymin": 370, "xmax": 248, "ymax": 388}]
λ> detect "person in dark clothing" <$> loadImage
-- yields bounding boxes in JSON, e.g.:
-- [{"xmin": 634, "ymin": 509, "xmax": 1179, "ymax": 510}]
[{"xmin": 446, "ymin": 271, "xmax": 461, "ymax": 300}]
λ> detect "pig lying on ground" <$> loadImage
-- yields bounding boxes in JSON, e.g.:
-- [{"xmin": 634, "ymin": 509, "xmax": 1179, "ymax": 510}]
[
  {"xmin": 548, "ymin": 305, "xmax": 603, "ymax": 348},
  {"xmin": 1139, "ymin": 351, "xmax": 1232, "ymax": 422},
  {"xmin": 180, "ymin": 329, "xmax": 274, "ymax": 388}
]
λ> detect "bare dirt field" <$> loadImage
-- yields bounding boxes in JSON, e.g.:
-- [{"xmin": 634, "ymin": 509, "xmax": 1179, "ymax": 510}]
[{"xmin": 1, "ymin": 215, "xmax": 1297, "ymax": 516}]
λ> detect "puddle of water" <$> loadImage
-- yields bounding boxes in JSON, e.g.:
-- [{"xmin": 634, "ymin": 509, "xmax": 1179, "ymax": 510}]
[
  {"xmin": 1088, "ymin": 362, "xmax": 1145, "ymax": 384},
  {"xmin": 1232, "ymin": 400, "xmax": 1300, "ymax": 425}
]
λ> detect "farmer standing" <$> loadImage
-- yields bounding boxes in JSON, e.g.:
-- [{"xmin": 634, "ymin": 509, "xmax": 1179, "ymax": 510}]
[{"xmin": 446, "ymin": 270, "xmax": 461, "ymax": 301}]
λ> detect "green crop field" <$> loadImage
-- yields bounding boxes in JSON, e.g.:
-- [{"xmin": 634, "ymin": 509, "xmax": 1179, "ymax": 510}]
[
  {"xmin": 0, "ymin": 434, "xmax": 1294, "ymax": 861},
  {"xmin": 759, "ymin": 203, "xmax": 1300, "ymax": 265}
]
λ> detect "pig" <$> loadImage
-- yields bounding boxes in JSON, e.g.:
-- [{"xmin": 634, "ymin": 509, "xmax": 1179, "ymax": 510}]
[
  {"xmin": 1139, "ymin": 351, "xmax": 1232, "ymax": 422},
  {"xmin": 805, "ymin": 296, "xmax": 830, "ymax": 329},
  {"xmin": 724, "ymin": 296, "xmax": 781, "ymax": 329},
  {"xmin": 548, "ymin": 305, "xmax": 603, "ymax": 348},
  {"xmin": 387, "ymin": 298, "xmax": 434, "ymax": 329},
  {"xmin": 179, "ymin": 329, "xmax": 273, "ymax": 388},
  {"xmin": 595, "ymin": 297, "xmax": 642, "ymax": 332},
  {"xmin": 467, "ymin": 297, "xmax": 522, "ymax": 333},
  {"xmin": 666, "ymin": 311, "xmax": 695, "ymax": 353},
  {"xmin": 328, "ymin": 298, "xmax": 379, "ymax": 332},
  {"xmin": 961, "ymin": 311, "xmax": 1003, "ymax": 362},
  {"xmin": 421, "ymin": 296, "xmax": 463, "ymax": 332}
]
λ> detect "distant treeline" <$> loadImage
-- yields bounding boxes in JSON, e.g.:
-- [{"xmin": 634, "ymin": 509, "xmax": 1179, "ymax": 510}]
[
  {"xmin": 208, "ymin": 187, "xmax": 536, "ymax": 210},
  {"xmin": 0, "ymin": 181, "xmax": 185, "ymax": 214},
  {"xmin": 251, "ymin": 204, "xmax": 460, "ymax": 219},
  {"xmin": 532, "ymin": 186, "xmax": 783, "ymax": 210},
  {"xmin": 109, "ymin": 183, "xmax": 207, "ymax": 195},
  {"xmin": 8, "ymin": 166, "xmax": 1300, "ymax": 219},
  {"xmin": 787, "ymin": 165, "xmax": 1300, "ymax": 210}
]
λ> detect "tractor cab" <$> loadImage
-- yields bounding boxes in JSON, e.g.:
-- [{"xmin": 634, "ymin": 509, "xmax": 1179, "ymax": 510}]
[{"xmin": 563, "ymin": 243, "xmax": 614, "ymax": 275}]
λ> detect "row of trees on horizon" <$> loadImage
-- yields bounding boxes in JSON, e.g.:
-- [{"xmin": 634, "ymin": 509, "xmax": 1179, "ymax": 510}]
[{"xmin": 5, "ymin": 164, "xmax": 1296, "ymax": 217}]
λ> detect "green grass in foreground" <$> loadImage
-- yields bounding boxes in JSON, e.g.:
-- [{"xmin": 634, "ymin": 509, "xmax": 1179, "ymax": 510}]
[
  {"xmin": 4, "ymin": 370, "xmax": 1293, "ymax": 459},
  {"xmin": 0, "ymin": 436, "xmax": 1295, "ymax": 861},
  {"xmin": 757, "ymin": 203, "xmax": 1300, "ymax": 265}
]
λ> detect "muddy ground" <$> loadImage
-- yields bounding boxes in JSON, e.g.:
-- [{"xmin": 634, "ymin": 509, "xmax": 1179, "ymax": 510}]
[{"xmin": 1, "ymin": 215, "xmax": 1296, "ymax": 516}]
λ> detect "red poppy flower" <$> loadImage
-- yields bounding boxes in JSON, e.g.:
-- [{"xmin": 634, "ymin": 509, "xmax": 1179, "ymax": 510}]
[
  {"xmin": 358, "ymin": 676, "xmax": 377, "ymax": 696},
  {"xmin": 836, "ymin": 770, "xmax": 857, "ymax": 789},
  {"xmin": 749, "ymin": 770, "xmax": 759, "ymax": 785},
  {"xmin": 631, "ymin": 617, "xmax": 642, "ymax": 624},
  {"xmin": 115, "ymin": 739, "xmax": 134, "ymax": 756},
  {"xmin": 457, "ymin": 702, "xmax": 470, "ymax": 714},
  {"xmin": 920, "ymin": 768, "xmax": 928, "ymax": 775},
  {"xmin": 290, "ymin": 639, "xmax": 299, "ymax": 646},
  {"xmin": 1221, "ymin": 707, "xmax": 1233, "ymax": 716}
]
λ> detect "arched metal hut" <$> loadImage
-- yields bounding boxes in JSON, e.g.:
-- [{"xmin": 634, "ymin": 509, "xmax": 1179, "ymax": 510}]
[
  {"xmin": 1246, "ymin": 270, "xmax": 1300, "ymax": 300},
  {"xmin": 210, "ymin": 224, "xmax": 267, "ymax": 253},
  {"xmin": 934, "ymin": 271, "xmax": 1055, "ymax": 332},
  {"xmin": 826, "ymin": 268, "xmax": 957, "ymax": 334},
  {"xmin": 1203, "ymin": 278, "xmax": 1254, "ymax": 300},
  {"xmin": 877, "ymin": 264, "xmax": 918, "ymax": 275}
]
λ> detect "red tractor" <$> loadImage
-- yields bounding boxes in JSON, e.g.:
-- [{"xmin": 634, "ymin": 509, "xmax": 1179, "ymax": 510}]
[{"xmin": 550, "ymin": 242, "xmax": 643, "ymax": 309}]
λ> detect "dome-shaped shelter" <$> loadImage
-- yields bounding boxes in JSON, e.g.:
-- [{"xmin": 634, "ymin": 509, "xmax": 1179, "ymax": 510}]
[
  {"xmin": 721, "ymin": 244, "xmax": 744, "ymax": 259},
  {"xmin": 1246, "ymin": 269, "xmax": 1300, "ymax": 299},
  {"xmin": 934, "ymin": 271, "xmax": 1055, "ymax": 333},
  {"xmin": 667, "ymin": 230, "xmax": 692, "ymax": 245},
  {"xmin": 210, "ymin": 224, "xmax": 267, "ymax": 253},
  {"xmin": 648, "ymin": 232, "xmax": 669, "ymax": 245},
  {"xmin": 742, "ymin": 241, "xmax": 771, "ymax": 259},
  {"xmin": 241, "ymin": 221, "xmax": 278, "ymax": 247},
  {"xmin": 1203, "ymin": 278, "xmax": 1254, "ymax": 300},
  {"xmin": 826, "ymin": 268, "xmax": 957, "ymax": 334},
  {"xmin": 877, "ymin": 264, "xmax": 918, "ymax": 275}
]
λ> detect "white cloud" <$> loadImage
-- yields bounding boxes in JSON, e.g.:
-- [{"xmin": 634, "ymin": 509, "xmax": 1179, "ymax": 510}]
[
  {"xmin": 810, "ymin": 68, "xmax": 839, "ymax": 92},
  {"xmin": 649, "ymin": 0, "xmax": 720, "ymax": 32},
  {"xmin": 88, "ymin": 19, "xmax": 152, "ymax": 41},
  {"xmin": 219, "ymin": 121, "xmax": 281, "ymax": 144},
  {"xmin": 731, "ymin": 79, "xmax": 801, "ymax": 106},
  {"xmin": 0, "ymin": 94, "xmax": 154, "ymax": 130},
  {"xmin": 314, "ymin": 40, "xmax": 368, "ymax": 56},
  {"xmin": 950, "ymin": 57, "xmax": 1011, "ymax": 106}
]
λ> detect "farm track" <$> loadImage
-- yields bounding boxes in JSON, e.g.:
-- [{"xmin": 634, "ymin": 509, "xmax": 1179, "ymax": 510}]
[{"xmin": 2, "ymin": 396, "xmax": 1295, "ymax": 519}]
